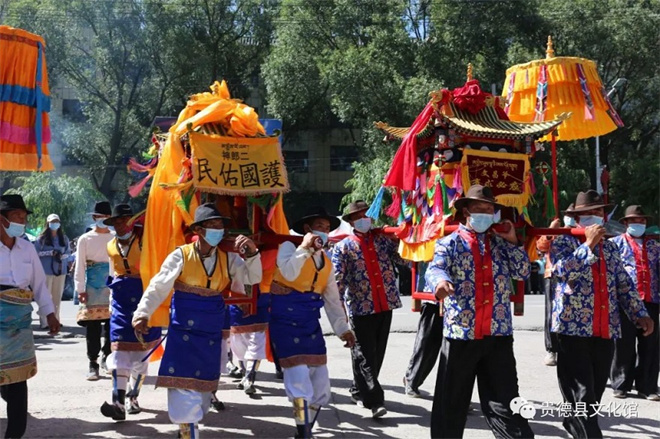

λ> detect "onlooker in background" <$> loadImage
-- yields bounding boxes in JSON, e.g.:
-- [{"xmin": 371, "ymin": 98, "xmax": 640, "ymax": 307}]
[
  {"xmin": 75, "ymin": 201, "xmax": 114, "ymax": 381},
  {"xmin": 34, "ymin": 214, "xmax": 70, "ymax": 328}
]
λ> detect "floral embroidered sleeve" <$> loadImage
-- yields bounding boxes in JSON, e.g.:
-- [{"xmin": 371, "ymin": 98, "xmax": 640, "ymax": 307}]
[
  {"xmin": 331, "ymin": 242, "xmax": 349, "ymax": 299},
  {"xmin": 501, "ymin": 238, "xmax": 531, "ymax": 280},
  {"xmin": 425, "ymin": 236, "xmax": 455, "ymax": 293},
  {"xmin": 611, "ymin": 243, "xmax": 650, "ymax": 322},
  {"xmin": 552, "ymin": 237, "xmax": 597, "ymax": 282}
]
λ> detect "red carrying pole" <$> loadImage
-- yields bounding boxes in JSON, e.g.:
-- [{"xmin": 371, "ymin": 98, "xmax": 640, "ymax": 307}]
[{"xmin": 551, "ymin": 132, "xmax": 559, "ymax": 218}]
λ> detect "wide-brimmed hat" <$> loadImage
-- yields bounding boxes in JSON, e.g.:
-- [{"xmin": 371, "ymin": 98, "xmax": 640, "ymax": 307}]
[
  {"xmin": 569, "ymin": 190, "xmax": 613, "ymax": 214},
  {"xmin": 103, "ymin": 204, "xmax": 134, "ymax": 226},
  {"xmin": 0, "ymin": 194, "xmax": 33, "ymax": 214},
  {"xmin": 292, "ymin": 206, "xmax": 341, "ymax": 235},
  {"xmin": 341, "ymin": 200, "xmax": 370, "ymax": 222},
  {"xmin": 88, "ymin": 201, "xmax": 112, "ymax": 216},
  {"xmin": 619, "ymin": 205, "xmax": 652, "ymax": 222},
  {"xmin": 561, "ymin": 203, "xmax": 576, "ymax": 216},
  {"xmin": 189, "ymin": 203, "xmax": 231, "ymax": 229},
  {"xmin": 453, "ymin": 185, "xmax": 503, "ymax": 212}
]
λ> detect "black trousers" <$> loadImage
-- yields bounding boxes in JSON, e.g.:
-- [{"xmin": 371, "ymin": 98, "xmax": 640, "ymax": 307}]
[
  {"xmin": 1, "ymin": 381, "xmax": 28, "ymax": 439},
  {"xmin": 610, "ymin": 302, "xmax": 659, "ymax": 395},
  {"xmin": 405, "ymin": 302, "xmax": 443, "ymax": 390},
  {"xmin": 556, "ymin": 335, "xmax": 614, "ymax": 439},
  {"xmin": 544, "ymin": 278, "xmax": 558, "ymax": 353},
  {"xmin": 86, "ymin": 319, "xmax": 111, "ymax": 363},
  {"xmin": 350, "ymin": 311, "xmax": 392, "ymax": 409},
  {"xmin": 431, "ymin": 336, "xmax": 533, "ymax": 439}
]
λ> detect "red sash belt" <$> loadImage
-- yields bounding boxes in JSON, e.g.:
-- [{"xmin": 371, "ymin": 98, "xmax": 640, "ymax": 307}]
[
  {"xmin": 350, "ymin": 234, "xmax": 388, "ymax": 313},
  {"xmin": 458, "ymin": 229, "xmax": 494, "ymax": 339},
  {"xmin": 591, "ymin": 243, "xmax": 610, "ymax": 338},
  {"xmin": 624, "ymin": 234, "xmax": 650, "ymax": 302}
]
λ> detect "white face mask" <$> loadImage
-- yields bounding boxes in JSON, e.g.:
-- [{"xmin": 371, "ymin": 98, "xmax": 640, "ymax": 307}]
[
  {"xmin": 578, "ymin": 215, "xmax": 604, "ymax": 227},
  {"xmin": 353, "ymin": 217, "xmax": 372, "ymax": 234},
  {"xmin": 627, "ymin": 223, "xmax": 646, "ymax": 237},
  {"xmin": 563, "ymin": 216, "xmax": 576, "ymax": 227}
]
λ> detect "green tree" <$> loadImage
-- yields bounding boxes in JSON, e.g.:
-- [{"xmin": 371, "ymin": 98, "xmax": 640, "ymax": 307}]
[{"xmin": 7, "ymin": 173, "xmax": 104, "ymax": 237}]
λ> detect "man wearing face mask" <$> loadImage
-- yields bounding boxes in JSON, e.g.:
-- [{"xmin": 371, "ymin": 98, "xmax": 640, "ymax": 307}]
[
  {"xmin": 609, "ymin": 205, "xmax": 660, "ymax": 401},
  {"xmin": 99, "ymin": 204, "xmax": 162, "ymax": 421},
  {"xmin": 271, "ymin": 206, "xmax": 356, "ymax": 438},
  {"xmin": 550, "ymin": 190, "xmax": 653, "ymax": 438},
  {"xmin": 425, "ymin": 185, "xmax": 533, "ymax": 439},
  {"xmin": 132, "ymin": 203, "xmax": 261, "ymax": 439},
  {"xmin": 536, "ymin": 204, "xmax": 577, "ymax": 367},
  {"xmin": 331, "ymin": 200, "xmax": 404, "ymax": 418},
  {"xmin": 75, "ymin": 201, "xmax": 114, "ymax": 381},
  {"xmin": 1, "ymin": 194, "xmax": 61, "ymax": 439}
]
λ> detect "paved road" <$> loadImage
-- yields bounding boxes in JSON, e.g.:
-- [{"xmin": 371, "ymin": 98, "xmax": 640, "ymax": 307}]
[{"xmin": 3, "ymin": 297, "xmax": 658, "ymax": 438}]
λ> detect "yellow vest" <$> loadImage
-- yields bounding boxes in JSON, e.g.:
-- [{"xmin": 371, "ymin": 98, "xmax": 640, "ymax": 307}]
[
  {"xmin": 107, "ymin": 236, "xmax": 141, "ymax": 276},
  {"xmin": 177, "ymin": 243, "xmax": 230, "ymax": 291},
  {"xmin": 273, "ymin": 252, "xmax": 332, "ymax": 294}
]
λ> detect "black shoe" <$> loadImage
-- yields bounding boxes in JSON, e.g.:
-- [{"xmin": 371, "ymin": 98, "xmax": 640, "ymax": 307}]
[
  {"xmin": 228, "ymin": 366, "xmax": 244, "ymax": 379},
  {"xmin": 294, "ymin": 424, "xmax": 312, "ymax": 439},
  {"xmin": 127, "ymin": 397, "xmax": 141, "ymax": 414},
  {"xmin": 211, "ymin": 399, "xmax": 225, "ymax": 411},
  {"xmin": 87, "ymin": 363, "xmax": 100, "ymax": 381},
  {"xmin": 276, "ymin": 369, "xmax": 284, "ymax": 380},
  {"xmin": 101, "ymin": 401, "xmax": 126, "ymax": 421}
]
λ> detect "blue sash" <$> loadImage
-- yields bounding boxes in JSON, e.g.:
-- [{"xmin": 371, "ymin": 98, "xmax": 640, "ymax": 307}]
[
  {"xmin": 156, "ymin": 289, "xmax": 225, "ymax": 392},
  {"xmin": 0, "ymin": 289, "xmax": 37, "ymax": 384},
  {"xmin": 107, "ymin": 276, "xmax": 161, "ymax": 350},
  {"xmin": 270, "ymin": 289, "xmax": 326, "ymax": 367}
]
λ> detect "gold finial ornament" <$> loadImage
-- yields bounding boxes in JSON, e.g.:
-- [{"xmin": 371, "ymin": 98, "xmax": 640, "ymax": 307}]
[
  {"xmin": 546, "ymin": 35, "xmax": 555, "ymax": 59},
  {"xmin": 467, "ymin": 63, "xmax": 473, "ymax": 81}
]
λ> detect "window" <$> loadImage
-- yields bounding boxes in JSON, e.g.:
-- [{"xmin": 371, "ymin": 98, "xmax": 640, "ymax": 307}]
[
  {"xmin": 62, "ymin": 99, "xmax": 85, "ymax": 122},
  {"xmin": 330, "ymin": 146, "xmax": 358, "ymax": 171},
  {"xmin": 284, "ymin": 151, "xmax": 309, "ymax": 173}
]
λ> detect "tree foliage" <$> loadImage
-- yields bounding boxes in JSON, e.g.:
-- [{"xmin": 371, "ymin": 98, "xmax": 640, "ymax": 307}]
[{"xmin": 6, "ymin": 173, "xmax": 104, "ymax": 237}]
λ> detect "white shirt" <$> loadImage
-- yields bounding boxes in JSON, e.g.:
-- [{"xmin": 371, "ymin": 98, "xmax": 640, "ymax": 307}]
[
  {"xmin": 277, "ymin": 241, "xmax": 352, "ymax": 338},
  {"xmin": 133, "ymin": 246, "xmax": 263, "ymax": 322},
  {"xmin": 0, "ymin": 237, "xmax": 55, "ymax": 317},
  {"xmin": 74, "ymin": 227, "xmax": 114, "ymax": 293}
]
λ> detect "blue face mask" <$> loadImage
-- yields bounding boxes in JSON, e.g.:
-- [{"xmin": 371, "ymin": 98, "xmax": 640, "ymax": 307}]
[
  {"xmin": 353, "ymin": 218, "xmax": 372, "ymax": 234},
  {"xmin": 95, "ymin": 218, "xmax": 108, "ymax": 229},
  {"xmin": 313, "ymin": 231, "xmax": 328, "ymax": 246},
  {"xmin": 2, "ymin": 218, "xmax": 25, "ymax": 238},
  {"xmin": 627, "ymin": 223, "xmax": 646, "ymax": 238},
  {"xmin": 203, "ymin": 228, "xmax": 225, "ymax": 247},
  {"xmin": 563, "ymin": 216, "xmax": 576, "ymax": 228},
  {"xmin": 117, "ymin": 231, "xmax": 133, "ymax": 240},
  {"xmin": 579, "ymin": 215, "xmax": 604, "ymax": 227},
  {"xmin": 49, "ymin": 222, "xmax": 61, "ymax": 231},
  {"xmin": 468, "ymin": 213, "xmax": 494, "ymax": 233}
]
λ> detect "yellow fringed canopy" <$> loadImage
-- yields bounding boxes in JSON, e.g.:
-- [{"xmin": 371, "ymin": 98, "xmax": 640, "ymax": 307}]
[
  {"xmin": 502, "ymin": 37, "xmax": 620, "ymax": 141},
  {"xmin": 140, "ymin": 80, "xmax": 284, "ymax": 327}
]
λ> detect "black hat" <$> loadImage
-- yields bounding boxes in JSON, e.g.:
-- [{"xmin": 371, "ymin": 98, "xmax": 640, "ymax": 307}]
[
  {"xmin": 292, "ymin": 206, "xmax": 341, "ymax": 235},
  {"xmin": 619, "ymin": 205, "xmax": 652, "ymax": 222},
  {"xmin": 89, "ymin": 201, "xmax": 112, "ymax": 216},
  {"xmin": 453, "ymin": 185, "xmax": 503, "ymax": 212},
  {"xmin": 0, "ymin": 194, "xmax": 32, "ymax": 214},
  {"xmin": 189, "ymin": 203, "xmax": 231, "ymax": 229},
  {"xmin": 570, "ymin": 190, "xmax": 613, "ymax": 213},
  {"xmin": 103, "ymin": 204, "xmax": 134, "ymax": 226},
  {"xmin": 341, "ymin": 200, "xmax": 370, "ymax": 222}
]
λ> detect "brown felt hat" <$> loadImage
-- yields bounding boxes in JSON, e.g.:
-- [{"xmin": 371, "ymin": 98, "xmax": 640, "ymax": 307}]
[
  {"xmin": 570, "ymin": 190, "xmax": 613, "ymax": 213},
  {"xmin": 453, "ymin": 185, "xmax": 503, "ymax": 212},
  {"xmin": 341, "ymin": 200, "xmax": 370, "ymax": 222},
  {"xmin": 619, "ymin": 205, "xmax": 652, "ymax": 221}
]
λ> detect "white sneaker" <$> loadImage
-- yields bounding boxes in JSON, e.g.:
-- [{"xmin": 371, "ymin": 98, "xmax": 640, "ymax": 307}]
[
  {"xmin": 371, "ymin": 406, "xmax": 387, "ymax": 418},
  {"xmin": 640, "ymin": 392, "xmax": 660, "ymax": 401},
  {"xmin": 543, "ymin": 352, "xmax": 557, "ymax": 366}
]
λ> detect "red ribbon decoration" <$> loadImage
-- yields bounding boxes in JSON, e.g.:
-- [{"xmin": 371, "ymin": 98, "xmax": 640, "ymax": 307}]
[
  {"xmin": 624, "ymin": 234, "xmax": 651, "ymax": 302},
  {"xmin": 591, "ymin": 244, "xmax": 610, "ymax": 338},
  {"xmin": 349, "ymin": 234, "xmax": 389, "ymax": 313}
]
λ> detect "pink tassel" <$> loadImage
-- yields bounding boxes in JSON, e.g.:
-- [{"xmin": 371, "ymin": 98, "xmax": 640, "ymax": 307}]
[
  {"xmin": 128, "ymin": 157, "xmax": 153, "ymax": 173},
  {"xmin": 433, "ymin": 181, "xmax": 443, "ymax": 215},
  {"xmin": 128, "ymin": 174, "xmax": 152, "ymax": 198},
  {"xmin": 385, "ymin": 189, "xmax": 402, "ymax": 219},
  {"xmin": 453, "ymin": 164, "xmax": 463, "ymax": 193}
]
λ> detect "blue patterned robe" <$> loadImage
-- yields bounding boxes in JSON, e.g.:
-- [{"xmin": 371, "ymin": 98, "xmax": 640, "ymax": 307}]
[
  {"xmin": 610, "ymin": 234, "xmax": 659, "ymax": 304},
  {"xmin": 331, "ymin": 233, "xmax": 403, "ymax": 317},
  {"xmin": 550, "ymin": 235, "xmax": 649, "ymax": 339},
  {"xmin": 425, "ymin": 225, "xmax": 531, "ymax": 340}
]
